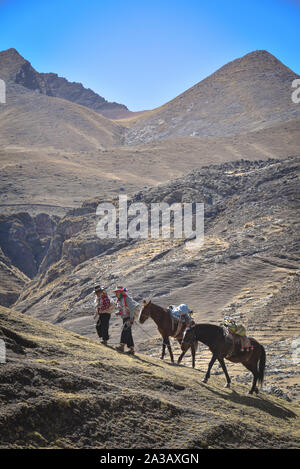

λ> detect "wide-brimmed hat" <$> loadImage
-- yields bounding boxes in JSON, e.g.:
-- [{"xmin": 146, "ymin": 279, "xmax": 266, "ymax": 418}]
[{"xmin": 113, "ymin": 286, "xmax": 127, "ymax": 293}]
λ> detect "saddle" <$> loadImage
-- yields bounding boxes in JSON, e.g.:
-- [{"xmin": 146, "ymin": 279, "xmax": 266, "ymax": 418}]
[
  {"xmin": 168, "ymin": 305, "xmax": 193, "ymax": 338},
  {"xmin": 222, "ymin": 325, "xmax": 252, "ymax": 357}
]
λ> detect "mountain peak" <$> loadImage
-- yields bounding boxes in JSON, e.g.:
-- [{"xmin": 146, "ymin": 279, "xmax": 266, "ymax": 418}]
[
  {"xmin": 244, "ymin": 49, "xmax": 275, "ymax": 58},
  {"xmin": 0, "ymin": 48, "xmax": 28, "ymax": 81},
  {"xmin": 240, "ymin": 49, "xmax": 285, "ymax": 65},
  {"xmin": 213, "ymin": 49, "xmax": 294, "ymax": 78},
  {"xmin": 1, "ymin": 47, "xmax": 24, "ymax": 58},
  {"xmin": 124, "ymin": 49, "xmax": 299, "ymax": 144}
]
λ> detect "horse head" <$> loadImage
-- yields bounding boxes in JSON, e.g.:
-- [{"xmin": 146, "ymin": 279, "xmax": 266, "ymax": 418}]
[
  {"xmin": 138, "ymin": 299, "xmax": 152, "ymax": 323},
  {"xmin": 181, "ymin": 326, "xmax": 196, "ymax": 352}
]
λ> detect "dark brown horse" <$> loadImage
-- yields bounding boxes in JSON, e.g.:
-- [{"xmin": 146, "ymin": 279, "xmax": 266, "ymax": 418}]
[
  {"xmin": 178, "ymin": 323, "xmax": 266, "ymax": 394},
  {"xmin": 138, "ymin": 300, "xmax": 197, "ymax": 367}
]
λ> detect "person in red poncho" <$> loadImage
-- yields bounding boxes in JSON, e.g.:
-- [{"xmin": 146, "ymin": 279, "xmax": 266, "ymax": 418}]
[{"xmin": 94, "ymin": 284, "xmax": 113, "ymax": 345}]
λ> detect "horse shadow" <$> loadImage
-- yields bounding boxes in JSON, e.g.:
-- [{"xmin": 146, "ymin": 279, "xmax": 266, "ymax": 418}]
[
  {"xmin": 126, "ymin": 352, "xmax": 167, "ymax": 370},
  {"xmin": 200, "ymin": 382, "xmax": 297, "ymax": 420}
]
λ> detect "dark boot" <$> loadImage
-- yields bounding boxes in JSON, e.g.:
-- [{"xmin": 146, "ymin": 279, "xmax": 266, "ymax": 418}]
[
  {"xmin": 128, "ymin": 347, "xmax": 135, "ymax": 355},
  {"xmin": 116, "ymin": 344, "xmax": 125, "ymax": 352}
]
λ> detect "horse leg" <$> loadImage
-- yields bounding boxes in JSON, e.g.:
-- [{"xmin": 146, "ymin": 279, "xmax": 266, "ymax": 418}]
[
  {"xmin": 162, "ymin": 336, "xmax": 173, "ymax": 362},
  {"xmin": 165, "ymin": 336, "xmax": 174, "ymax": 363},
  {"xmin": 203, "ymin": 353, "xmax": 217, "ymax": 383},
  {"xmin": 249, "ymin": 373, "xmax": 259, "ymax": 395},
  {"xmin": 177, "ymin": 349, "xmax": 188, "ymax": 365},
  {"xmin": 177, "ymin": 342, "xmax": 196, "ymax": 368},
  {"xmin": 177, "ymin": 339, "xmax": 186, "ymax": 365},
  {"xmin": 218, "ymin": 357, "xmax": 231, "ymax": 388},
  {"xmin": 247, "ymin": 366, "xmax": 259, "ymax": 394},
  {"xmin": 243, "ymin": 357, "xmax": 259, "ymax": 394},
  {"xmin": 178, "ymin": 343, "xmax": 194, "ymax": 367},
  {"xmin": 192, "ymin": 341, "xmax": 198, "ymax": 369},
  {"xmin": 191, "ymin": 343, "xmax": 196, "ymax": 369},
  {"xmin": 161, "ymin": 340, "xmax": 166, "ymax": 360}
]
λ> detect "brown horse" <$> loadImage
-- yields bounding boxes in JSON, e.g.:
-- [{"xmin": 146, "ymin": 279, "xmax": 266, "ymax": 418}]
[
  {"xmin": 178, "ymin": 323, "xmax": 266, "ymax": 394},
  {"xmin": 138, "ymin": 300, "xmax": 197, "ymax": 367}
]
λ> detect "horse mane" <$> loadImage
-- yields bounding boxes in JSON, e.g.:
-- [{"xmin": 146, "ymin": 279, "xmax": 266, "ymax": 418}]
[
  {"xmin": 197, "ymin": 323, "xmax": 222, "ymax": 331},
  {"xmin": 191, "ymin": 323, "xmax": 223, "ymax": 346},
  {"xmin": 150, "ymin": 302, "xmax": 169, "ymax": 314}
]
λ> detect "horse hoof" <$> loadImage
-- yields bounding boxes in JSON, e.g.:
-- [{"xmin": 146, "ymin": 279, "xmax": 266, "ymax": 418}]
[
  {"xmin": 202, "ymin": 378, "xmax": 207, "ymax": 383},
  {"xmin": 225, "ymin": 383, "xmax": 230, "ymax": 389}
]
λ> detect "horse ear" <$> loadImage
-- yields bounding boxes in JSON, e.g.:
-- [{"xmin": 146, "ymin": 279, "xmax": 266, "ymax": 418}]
[{"xmin": 142, "ymin": 298, "xmax": 152, "ymax": 306}]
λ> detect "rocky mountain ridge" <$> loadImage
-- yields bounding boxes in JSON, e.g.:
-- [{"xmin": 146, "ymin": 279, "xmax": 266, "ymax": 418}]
[{"xmin": 0, "ymin": 48, "xmax": 131, "ymax": 119}]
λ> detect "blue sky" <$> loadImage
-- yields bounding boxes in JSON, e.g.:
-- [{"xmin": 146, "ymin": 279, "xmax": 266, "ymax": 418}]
[{"xmin": 1, "ymin": 0, "xmax": 299, "ymax": 110}]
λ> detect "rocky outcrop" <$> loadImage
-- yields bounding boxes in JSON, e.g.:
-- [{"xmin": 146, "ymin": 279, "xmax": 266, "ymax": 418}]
[
  {"xmin": 36, "ymin": 212, "xmax": 119, "ymax": 289},
  {"xmin": 0, "ymin": 212, "xmax": 57, "ymax": 279},
  {"xmin": 38, "ymin": 72, "xmax": 130, "ymax": 119},
  {"xmin": 0, "ymin": 247, "xmax": 29, "ymax": 307}
]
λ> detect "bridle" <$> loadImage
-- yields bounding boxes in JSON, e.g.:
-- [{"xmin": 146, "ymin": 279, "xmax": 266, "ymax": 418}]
[
  {"xmin": 182, "ymin": 326, "xmax": 195, "ymax": 345},
  {"xmin": 138, "ymin": 301, "xmax": 151, "ymax": 324}
]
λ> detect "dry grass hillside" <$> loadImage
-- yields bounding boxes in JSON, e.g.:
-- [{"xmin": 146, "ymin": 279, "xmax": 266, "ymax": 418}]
[{"xmin": 0, "ymin": 305, "xmax": 299, "ymax": 449}]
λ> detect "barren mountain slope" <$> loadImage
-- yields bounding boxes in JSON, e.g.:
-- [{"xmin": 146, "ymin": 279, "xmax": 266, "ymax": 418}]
[
  {"xmin": 1, "ymin": 117, "xmax": 299, "ymax": 216},
  {"xmin": 124, "ymin": 50, "xmax": 300, "ymax": 144},
  {"xmin": 0, "ymin": 83, "xmax": 124, "ymax": 151},
  {"xmin": 1, "ymin": 49, "xmax": 300, "ymax": 216}
]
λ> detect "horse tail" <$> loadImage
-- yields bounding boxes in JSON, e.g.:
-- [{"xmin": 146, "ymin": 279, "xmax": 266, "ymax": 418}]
[{"xmin": 258, "ymin": 344, "xmax": 266, "ymax": 387}]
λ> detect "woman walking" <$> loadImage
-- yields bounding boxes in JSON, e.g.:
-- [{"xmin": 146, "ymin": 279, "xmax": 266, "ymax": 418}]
[{"xmin": 114, "ymin": 286, "xmax": 140, "ymax": 355}]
